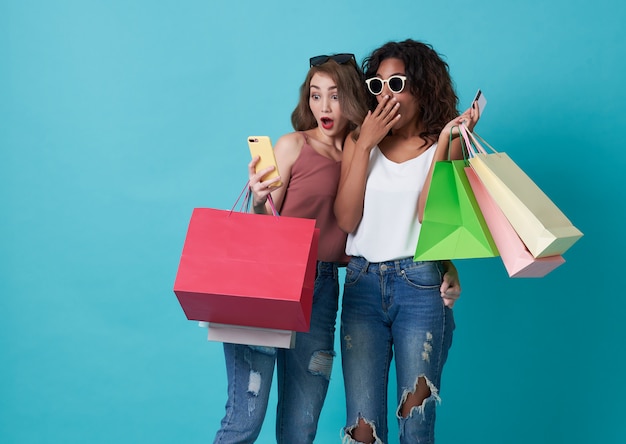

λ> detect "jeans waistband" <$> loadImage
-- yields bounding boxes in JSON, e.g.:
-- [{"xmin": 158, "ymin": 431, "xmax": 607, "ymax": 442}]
[{"xmin": 349, "ymin": 256, "xmax": 440, "ymax": 273}]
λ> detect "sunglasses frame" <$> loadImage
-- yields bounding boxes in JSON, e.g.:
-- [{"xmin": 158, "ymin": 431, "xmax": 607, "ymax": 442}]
[
  {"xmin": 365, "ymin": 75, "xmax": 407, "ymax": 95},
  {"xmin": 309, "ymin": 53, "xmax": 356, "ymax": 67}
]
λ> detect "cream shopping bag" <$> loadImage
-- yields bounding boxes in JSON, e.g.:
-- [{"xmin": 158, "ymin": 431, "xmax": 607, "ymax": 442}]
[{"xmin": 461, "ymin": 124, "xmax": 583, "ymax": 258}]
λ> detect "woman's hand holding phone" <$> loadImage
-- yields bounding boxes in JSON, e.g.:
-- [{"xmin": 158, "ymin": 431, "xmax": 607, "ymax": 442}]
[{"xmin": 247, "ymin": 136, "xmax": 283, "ymax": 212}]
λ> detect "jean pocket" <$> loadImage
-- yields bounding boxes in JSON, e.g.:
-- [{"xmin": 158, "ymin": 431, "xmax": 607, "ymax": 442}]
[
  {"xmin": 400, "ymin": 262, "xmax": 442, "ymax": 289},
  {"xmin": 344, "ymin": 263, "xmax": 364, "ymax": 287}
]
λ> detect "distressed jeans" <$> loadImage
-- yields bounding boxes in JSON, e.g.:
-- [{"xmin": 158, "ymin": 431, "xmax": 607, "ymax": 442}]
[
  {"xmin": 213, "ymin": 262, "xmax": 340, "ymax": 444},
  {"xmin": 340, "ymin": 257, "xmax": 455, "ymax": 444}
]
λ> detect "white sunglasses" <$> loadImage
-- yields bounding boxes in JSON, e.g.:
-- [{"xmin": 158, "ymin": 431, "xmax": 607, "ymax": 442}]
[{"xmin": 365, "ymin": 75, "xmax": 407, "ymax": 95}]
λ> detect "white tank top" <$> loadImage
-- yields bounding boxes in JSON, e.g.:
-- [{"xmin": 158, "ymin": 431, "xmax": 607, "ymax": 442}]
[{"xmin": 345, "ymin": 143, "xmax": 437, "ymax": 262}]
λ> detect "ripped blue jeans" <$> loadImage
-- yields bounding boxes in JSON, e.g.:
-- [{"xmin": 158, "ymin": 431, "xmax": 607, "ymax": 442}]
[
  {"xmin": 213, "ymin": 262, "xmax": 340, "ymax": 444},
  {"xmin": 340, "ymin": 257, "xmax": 455, "ymax": 444}
]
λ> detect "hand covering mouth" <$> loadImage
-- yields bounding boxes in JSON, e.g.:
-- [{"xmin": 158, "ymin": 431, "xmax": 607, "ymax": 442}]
[{"xmin": 320, "ymin": 117, "xmax": 334, "ymax": 130}]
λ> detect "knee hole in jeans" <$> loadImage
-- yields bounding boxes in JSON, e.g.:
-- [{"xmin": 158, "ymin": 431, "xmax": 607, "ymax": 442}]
[
  {"xmin": 398, "ymin": 375, "xmax": 440, "ymax": 419},
  {"xmin": 344, "ymin": 417, "xmax": 379, "ymax": 444},
  {"xmin": 308, "ymin": 350, "xmax": 335, "ymax": 380}
]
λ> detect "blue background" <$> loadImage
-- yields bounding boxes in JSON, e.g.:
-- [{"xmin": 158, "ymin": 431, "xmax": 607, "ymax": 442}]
[{"xmin": 1, "ymin": 0, "xmax": 624, "ymax": 443}]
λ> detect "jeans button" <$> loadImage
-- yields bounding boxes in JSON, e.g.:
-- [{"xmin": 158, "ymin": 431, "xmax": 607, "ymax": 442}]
[{"xmin": 380, "ymin": 264, "xmax": 388, "ymax": 271}]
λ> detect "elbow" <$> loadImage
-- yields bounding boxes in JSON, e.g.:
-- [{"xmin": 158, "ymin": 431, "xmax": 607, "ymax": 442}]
[
  {"xmin": 417, "ymin": 200, "xmax": 426, "ymax": 223},
  {"xmin": 334, "ymin": 204, "xmax": 359, "ymax": 234},
  {"xmin": 337, "ymin": 218, "xmax": 357, "ymax": 234},
  {"xmin": 335, "ymin": 211, "xmax": 357, "ymax": 234}
]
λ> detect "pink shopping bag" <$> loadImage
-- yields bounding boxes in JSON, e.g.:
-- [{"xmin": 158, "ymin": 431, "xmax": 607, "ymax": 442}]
[
  {"xmin": 460, "ymin": 124, "xmax": 582, "ymax": 258},
  {"xmin": 465, "ymin": 166, "xmax": 565, "ymax": 277}
]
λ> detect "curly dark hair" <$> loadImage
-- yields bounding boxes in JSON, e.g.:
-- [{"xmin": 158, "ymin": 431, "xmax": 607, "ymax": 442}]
[
  {"xmin": 291, "ymin": 59, "xmax": 369, "ymax": 134},
  {"xmin": 362, "ymin": 39, "xmax": 459, "ymax": 145}
]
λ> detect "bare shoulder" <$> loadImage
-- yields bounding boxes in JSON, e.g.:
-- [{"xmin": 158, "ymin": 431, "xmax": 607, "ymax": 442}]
[{"xmin": 274, "ymin": 132, "xmax": 306, "ymax": 162}]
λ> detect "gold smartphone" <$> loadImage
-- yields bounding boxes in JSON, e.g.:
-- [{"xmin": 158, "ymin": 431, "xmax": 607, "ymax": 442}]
[{"xmin": 247, "ymin": 136, "xmax": 282, "ymax": 187}]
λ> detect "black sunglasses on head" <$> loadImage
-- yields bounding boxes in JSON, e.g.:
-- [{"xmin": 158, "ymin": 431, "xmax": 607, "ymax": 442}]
[{"xmin": 309, "ymin": 53, "xmax": 356, "ymax": 67}]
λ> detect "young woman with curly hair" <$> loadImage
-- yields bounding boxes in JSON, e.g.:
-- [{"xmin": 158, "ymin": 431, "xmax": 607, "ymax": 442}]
[{"xmin": 335, "ymin": 39, "xmax": 480, "ymax": 444}]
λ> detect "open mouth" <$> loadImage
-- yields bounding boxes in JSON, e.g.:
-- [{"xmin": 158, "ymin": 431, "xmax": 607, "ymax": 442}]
[{"xmin": 320, "ymin": 117, "xmax": 334, "ymax": 130}]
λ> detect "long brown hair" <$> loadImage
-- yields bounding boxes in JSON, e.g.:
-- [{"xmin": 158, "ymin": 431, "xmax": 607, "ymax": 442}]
[
  {"xmin": 291, "ymin": 59, "xmax": 368, "ymax": 134},
  {"xmin": 362, "ymin": 39, "xmax": 459, "ymax": 145}
]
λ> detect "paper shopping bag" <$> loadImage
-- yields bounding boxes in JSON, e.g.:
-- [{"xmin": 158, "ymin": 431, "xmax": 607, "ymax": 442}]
[
  {"xmin": 173, "ymin": 207, "xmax": 319, "ymax": 332},
  {"xmin": 462, "ymin": 125, "xmax": 583, "ymax": 258},
  {"xmin": 207, "ymin": 323, "xmax": 296, "ymax": 349},
  {"xmin": 414, "ymin": 158, "xmax": 499, "ymax": 260},
  {"xmin": 465, "ymin": 166, "xmax": 565, "ymax": 277}
]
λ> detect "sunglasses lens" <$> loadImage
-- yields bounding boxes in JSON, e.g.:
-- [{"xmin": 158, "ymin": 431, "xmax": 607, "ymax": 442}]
[
  {"xmin": 310, "ymin": 53, "xmax": 355, "ymax": 67},
  {"xmin": 309, "ymin": 55, "xmax": 328, "ymax": 67},
  {"xmin": 333, "ymin": 53, "xmax": 354, "ymax": 64},
  {"xmin": 389, "ymin": 76, "xmax": 405, "ymax": 93},
  {"xmin": 368, "ymin": 78, "xmax": 383, "ymax": 95}
]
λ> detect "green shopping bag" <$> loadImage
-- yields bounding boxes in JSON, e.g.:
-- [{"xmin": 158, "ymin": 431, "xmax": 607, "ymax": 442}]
[{"xmin": 414, "ymin": 133, "xmax": 499, "ymax": 261}]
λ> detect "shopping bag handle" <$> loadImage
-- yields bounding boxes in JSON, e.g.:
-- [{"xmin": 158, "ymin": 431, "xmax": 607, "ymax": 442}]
[
  {"xmin": 230, "ymin": 181, "xmax": 280, "ymax": 217},
  {"xmin": 458, "ymin": 124, "xmax": 476, "ymax": 157},
  {"xmin": 460, "ymin": 123, "xmax": 498, "ymax": 157},
  {"xmin": 449, "ymin": 125, "xmax": 470, "ymax": 162}
]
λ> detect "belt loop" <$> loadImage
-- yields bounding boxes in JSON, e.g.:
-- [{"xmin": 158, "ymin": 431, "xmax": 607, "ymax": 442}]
[{"xmin": 363, "ymin": 258, "xmax": 371, "ymax": 273}]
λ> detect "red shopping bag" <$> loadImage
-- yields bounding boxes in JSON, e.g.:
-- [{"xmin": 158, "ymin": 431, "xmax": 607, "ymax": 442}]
[
  {"xmin": 173, "ymin": 194, "xmax": 319, "ymax": 332},
  {"xmin": 465, "ymin": 165, "xmax": 565, "ymax": 278}
]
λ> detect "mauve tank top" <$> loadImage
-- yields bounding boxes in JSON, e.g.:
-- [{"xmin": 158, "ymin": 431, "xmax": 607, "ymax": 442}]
[{"xmin": 279, "ymin": 134, "xmax": 349, "ymax": 264}]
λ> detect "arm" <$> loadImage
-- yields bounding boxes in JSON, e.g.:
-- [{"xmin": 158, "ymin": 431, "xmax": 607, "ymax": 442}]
[
  {"xmin": 448, "ymin": 101, "xmax": 480, "ymax": 160},
  {"xmin": 334, "ymin": 96, "xmax": 401, "ymax": 233},
  {"xmin": 249, "ymin": 132, "xmax": 302, "ymax": 214},
  {"xmin": 422, "ymin": 103, "xmax": 480, "ymax": 306},
  {"xmin": 334, "ymin": 132, "xmax": 370, "ymax": 232},
  {"xmin": 417, "ymin": 103, "xmax": 480, "ymax": 221}
]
